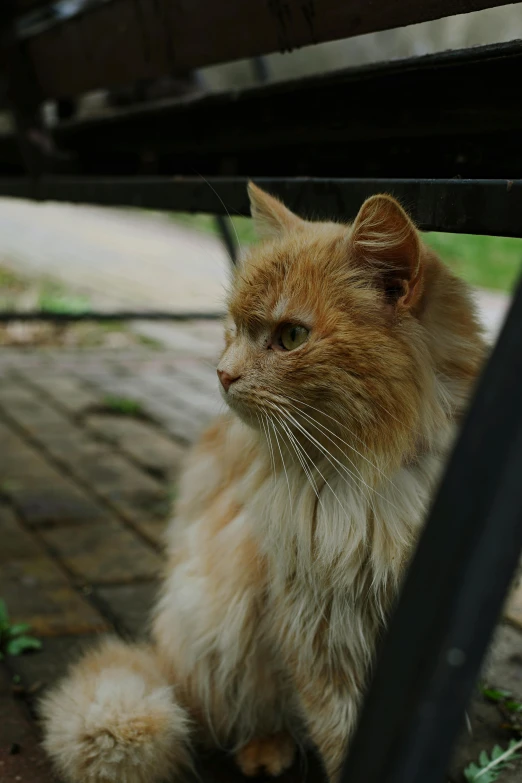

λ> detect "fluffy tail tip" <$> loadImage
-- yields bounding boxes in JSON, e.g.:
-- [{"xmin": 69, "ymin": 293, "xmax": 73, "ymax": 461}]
[{"xmin": 40, "ymin": 638, "xmax": 190, "ymax": 783}]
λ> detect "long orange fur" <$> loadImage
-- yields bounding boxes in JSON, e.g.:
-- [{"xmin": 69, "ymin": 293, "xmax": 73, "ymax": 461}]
[{"xmin": 40, "ymin": 184, "xmax": 485, "ymax": 782}]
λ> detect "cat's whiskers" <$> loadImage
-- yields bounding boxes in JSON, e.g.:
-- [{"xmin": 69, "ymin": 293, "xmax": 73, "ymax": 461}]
[
  {"xmin": 285, "ymin": 403, "xmax": 374, "ymax": 489},
  {"xmin": 270, "ymin": 405, "xmax": 368, "ymax": 528},
  {"xmin": 273, "ymin": 412, "xmax": 323, "ymax": 506},
  {"xmin": 269, "ymin": 414, "xmax": 293, "ymax": 517},
  {"xmin": 285, "ymin": 401, "xmax": 409, "ymax": 504},
  {"xmin": 284, "ymin": 393, "xmax": 391, "ymax": 477},
  {"xmin": 276, "ymin": 405, "xmax": 401, "ymax": 518},
  {"xmin": 268, "ymin": 414, "xmax": 354, "ymax": 620},
  {"xmin": 257, "ymin": 411, "xmax": 276, "ymax": 482},
  {"xmin": 259, "ymin": 396, "xmax": 376, "ymax": 515},
  {"xmin": 273, "ymin": 403, "xmax": 374, "ymax": 503}
]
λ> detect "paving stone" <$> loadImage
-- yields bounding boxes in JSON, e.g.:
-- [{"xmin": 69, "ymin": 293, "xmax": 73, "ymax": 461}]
[
  {"xmin": 11, "ymin": 486, "xmax": 109, "ymax": 529},
  {"xmin": 96, "ymin": 583, "xmax": 159, "ymax": 638},
  {"xmin": 0, "ymin": 666, "xmax": 56, "ymax": 783},
  {"xmin": 20, "ymin": 375, "xmax": 101, "ymax": 416},
  {"xmin": 0, "ymin": 421, "xmax": 109, "ymax": 528},
  {"xmin": 138, "ymin": 518, "xmax": 169, "ymax": 547},
  {"xmin": 84, "ymin": 414, "xmax": 186, "ymax": 480},
  {"xmin": 41, "ymin": 524, "xmax": 163, "ymax": 584},
  {"xmin": 72, "ymin": 452, "xmax": 169, "ymax": 529},
  {"xmin": 0, "ymin": 384, "xmax": 169, "ymax": 531},
  {"xmin": 0, "ymin": 505, "xmax": 68, "ymax": 587},
  {"xmin": 0, "ymin": 578, "xmax": 107, "ymax": 638},
  {"xmin": 76, "ymin": 372, "xmax": 216, "ymax": 442}
]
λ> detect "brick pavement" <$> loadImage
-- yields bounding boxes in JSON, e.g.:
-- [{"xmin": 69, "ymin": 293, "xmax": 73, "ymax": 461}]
[{"xmin": 0, "ymin": 333, "xmax": 522, "ymax": 782}]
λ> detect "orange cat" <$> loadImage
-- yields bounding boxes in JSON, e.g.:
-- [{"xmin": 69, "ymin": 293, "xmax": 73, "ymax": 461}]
[{"xmin": 41, "ymin": 184, "xmax": 484, "ymax": 783}]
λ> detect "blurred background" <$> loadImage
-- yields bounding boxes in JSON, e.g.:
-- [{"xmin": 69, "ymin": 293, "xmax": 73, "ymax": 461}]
[{"xmin": 1, "ymin": 1, "xmax": 522, "ymax": 348}]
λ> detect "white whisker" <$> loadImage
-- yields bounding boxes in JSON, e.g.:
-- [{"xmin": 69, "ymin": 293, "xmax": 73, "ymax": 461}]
[
  {"xmin": 284, "ymin": 394, "xmax": 390, "ymax": 478},
  {"xmin": 273, "ymin": 412, "xmax": 322, "ymax": 505},
  {"xmin": 258, "ymin": 411, "xmax": 276, "ymax": 482},
  {"xmin": 270, "ymin": 415, "xmax": 293, "ymax": 518},
  {"xmin": 286, "ymin": 401, "xmax": 408, "ymax": 504},
  {"xmin": 276, "ymin": 404, "xmax": 400, "ymax": 516}
]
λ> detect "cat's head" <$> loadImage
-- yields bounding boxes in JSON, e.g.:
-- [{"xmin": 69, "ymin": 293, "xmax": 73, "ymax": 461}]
[{"xmin": 217, "ymin": 184, "xmax": 482, "ymax": 470}]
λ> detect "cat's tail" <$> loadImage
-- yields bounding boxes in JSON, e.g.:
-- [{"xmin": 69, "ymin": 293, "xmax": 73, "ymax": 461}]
[{"xmin": 40, "ymin": 637, "xmax": 191, "ymax": 783}]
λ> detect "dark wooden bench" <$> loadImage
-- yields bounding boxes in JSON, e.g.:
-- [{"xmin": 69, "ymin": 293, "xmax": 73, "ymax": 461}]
[{"xmin": 1, "ymin": 3, "xmax": 522, "ymax": 783}]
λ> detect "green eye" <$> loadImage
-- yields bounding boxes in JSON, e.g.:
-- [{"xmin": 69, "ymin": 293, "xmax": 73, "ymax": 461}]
[{"xmin": 278, "ymin": 323, "xmax": 309, "ymax": 351}]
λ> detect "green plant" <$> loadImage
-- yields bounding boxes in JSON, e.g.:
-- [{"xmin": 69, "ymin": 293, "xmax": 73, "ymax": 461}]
[
  {"xmin": 102, "ymin": 395, "xmax": 144, "ymax": 417},
  {"xmin": 481, "ymin": 686, "xmax": 522, "ymax": 713},
  {"xmin": 0, "ymin": 599, "xmax": 42, "ymax": 660},
  {"xmin": 464, "ymin": 740, "xmax": 522, "ymax": 782},
  {"xmin": 38, "ymin": 281, "xmax": 90, "ymax": 314}
]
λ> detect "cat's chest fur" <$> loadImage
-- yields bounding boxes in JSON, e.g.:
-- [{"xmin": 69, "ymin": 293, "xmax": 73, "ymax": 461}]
[{"xmin": 156, "ymin": 417, "xmax": 444, "ymax": 740}]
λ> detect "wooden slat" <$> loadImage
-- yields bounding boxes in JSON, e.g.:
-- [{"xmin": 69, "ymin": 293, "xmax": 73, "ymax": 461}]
[
  {"xmin": 42, "ymin": 40, "xmax": 522, "ymax": 182},
  {"xmin": 1, "ymin": 176, "xmax": 522, "ymax": 237},
  {"xmin": 23, "ymin": 0, "xmax": 517, "ymax": 99}
]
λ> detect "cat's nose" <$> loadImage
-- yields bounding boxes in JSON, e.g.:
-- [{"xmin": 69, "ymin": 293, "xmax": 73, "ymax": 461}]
[{"xmin": 217, "ymin": 369, "xmax": 240, "ymax": 392}]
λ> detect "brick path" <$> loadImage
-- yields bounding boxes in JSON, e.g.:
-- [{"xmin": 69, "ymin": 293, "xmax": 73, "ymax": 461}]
[{"xmin": 1, "ymin": 329, "xmax": 522, "ymax": 782}]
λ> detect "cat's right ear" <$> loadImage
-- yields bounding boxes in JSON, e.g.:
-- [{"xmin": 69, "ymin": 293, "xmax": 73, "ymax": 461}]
[{"xmin": 248, "ymin": 182, "xmax": 305, "ymax": 240}]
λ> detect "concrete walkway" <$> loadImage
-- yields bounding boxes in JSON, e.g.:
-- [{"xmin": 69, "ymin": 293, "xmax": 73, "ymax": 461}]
[
  {"xmin": 0, "ymin": 198, "xmax": 511, "ymax": 344},
  {"xmin": 0, "ymin": 199, "xmax": 230, "ymax": 313}
]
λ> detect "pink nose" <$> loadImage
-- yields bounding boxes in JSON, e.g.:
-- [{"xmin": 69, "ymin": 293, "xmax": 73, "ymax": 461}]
[{"xmin": 217, "ymin": 369, "xmax": 240, "ymax": 392}]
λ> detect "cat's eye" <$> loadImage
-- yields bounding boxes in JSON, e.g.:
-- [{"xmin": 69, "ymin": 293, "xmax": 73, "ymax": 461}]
[{"xmin": 277, "ymin": 323, "xmax": 309, "ymax": 351}]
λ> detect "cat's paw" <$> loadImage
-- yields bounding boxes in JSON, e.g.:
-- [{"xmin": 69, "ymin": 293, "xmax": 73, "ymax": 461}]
[{"xmin": 235, "ymin": 732, "xmax": 296, "ymax": 777}]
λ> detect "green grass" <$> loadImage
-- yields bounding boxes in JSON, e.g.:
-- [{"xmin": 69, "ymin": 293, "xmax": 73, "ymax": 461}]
[
  {"xmin": 102, "ymin": 395, "xmax": 144, "ymax": 417},
  {"xmin": 38, "ymin": 281, "xmax": 91, "ymax": 314},
  {"xmin": 170, "ymin": 212, "xmax": 258, "ymax": 246},
  {"xmin": 170, "ymin": 213, "xmax": 522, "ymax": 293},
  {"xmin": 423, "ymin": 233, "xmax": 522, "ymax": 293},
  {"xmin": 0, "ymin": 599, "xmax": 42, "ymax": 660}
]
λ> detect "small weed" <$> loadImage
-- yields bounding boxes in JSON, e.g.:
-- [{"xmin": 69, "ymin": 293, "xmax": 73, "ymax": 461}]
[
  {"xmin": 102, "ymin": 395, "xmax": 144, "ymax": 417},
  {"xmin": 464, "ymin": 739, "xmax": 522, "ymax": 782},
  {"xmin": 482, "ymin": 686, "xmax": 522, "ymax": 713},
  {"xmin": 481, "ymin": 687, "xmax": 513, "ymax": 703},
  {"xmin": 38, "ymin": 281, "xmax": 90, "ymax": 314},
  {"xmin": 0, "ymin": 599, "xmax": 42, "ymax": 660},
  {"xmin": 481, "ymin": 684, "xmax": 522, "ymax": 735}
]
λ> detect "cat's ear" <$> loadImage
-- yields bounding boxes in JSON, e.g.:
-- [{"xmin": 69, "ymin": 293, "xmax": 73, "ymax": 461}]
[
  {"xmin": 350, "ymin": 194, "xmax": 423, "ymax": 310},
  {"xmin": 248, "ymin": 182, "xmax": 304, "ymax": 240}
]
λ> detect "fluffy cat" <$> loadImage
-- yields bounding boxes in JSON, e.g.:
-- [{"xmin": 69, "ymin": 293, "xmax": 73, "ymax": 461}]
[{"xmin": 40, "ymin": 184, "xmax": 484, "ymax": 783}]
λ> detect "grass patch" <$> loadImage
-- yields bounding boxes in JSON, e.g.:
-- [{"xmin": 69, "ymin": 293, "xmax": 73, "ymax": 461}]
[
  {"xmin": 170, "ymin": 212, "xmax": 258, "ymax": 246},
  {"xmin": 38, "ymin": 281, "xmax": 91, "ymax": 314},
  {"xmin": 170, "ymin": 213, "xmax": 522, "ymax": 293},
  {"xmin": 102, "ymin": 395, "xmax": 144, "ymax": 417},
  {"xmin": 423, "ymin": 233, "xmax": 522, "ymax": 293},
  {"xmin": 0, "ymin": 599, "xmax": 42, "ymax": 660}
]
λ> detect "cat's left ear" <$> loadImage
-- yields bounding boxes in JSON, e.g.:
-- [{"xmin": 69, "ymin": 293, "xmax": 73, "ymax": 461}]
[
  {"xmin": 248, "ymin": 182, "xmax": 305, "ymax": 240},
  {"xmin": 350, "ymin": 194, "xmax": 423, "ymax": 310}
]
